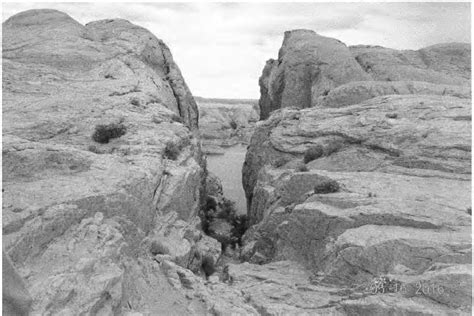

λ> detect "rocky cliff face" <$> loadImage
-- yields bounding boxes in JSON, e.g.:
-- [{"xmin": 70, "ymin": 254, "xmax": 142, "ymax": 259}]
[
  {"xmin": 258, "ymin": 30, "xmax": 471, "ymax": 120},
  {"xmin": 242, "ymin": 30, "xmax": 471, "ymax": 314},
  {"xmin": 2, "ymin": 9, "xmax": 214, "ymax": 314}
]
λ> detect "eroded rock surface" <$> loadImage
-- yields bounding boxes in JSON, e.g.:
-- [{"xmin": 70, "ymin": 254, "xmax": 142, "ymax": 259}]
[
  {"xmin": 2, "ymin": 9, "xmax": 211, "ymax": 315},
  {"xmin": 259, "ymin": 29, "xmax": 471, "ymax": 119},
  {"xmin": 242, "ymin": 30, "xmax": 471, "ymax": 315},
  {"xmin": 197, "ymin": 97, "xmax": 259, "ymax": 154}
]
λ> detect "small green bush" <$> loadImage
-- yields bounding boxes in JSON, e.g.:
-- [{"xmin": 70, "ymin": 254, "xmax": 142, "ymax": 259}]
[
  {"xmin": 229, "ymin": 120, "xmax": 238, "ymax": 129},
  {"xmin": 273, "ymin": 157, "xmax": 290, "ymax": 168},
  {"xmin": 201, "ymin": 255, "xmax": 216, "ymax": 278},
  {"xmin": 163, "ymin": 142, "xmax": 180, "ymax": 160},
  {"xmin": 314, "ymin": 178, "xmax": 340, "ymax": 194},
  {"xmin": 150, "ymin": 240, "xmax": 169, "ymax": 255},
  {"xmin": 92, "ymin": 123, "xmax": 127, "ymax": 144},
  {"xmin": 304, "ymin": 145, "xmax": 324, "ymax": 163},
  {"xmin": 130, "ymin": 98, "xmax": 140, "ymax": 106},
  {"xmin": 296, "ymin": 164, "xmax": 309, "ymax": 172}
]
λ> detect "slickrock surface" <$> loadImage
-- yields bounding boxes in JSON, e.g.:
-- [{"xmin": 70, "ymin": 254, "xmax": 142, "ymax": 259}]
[
  {"xmin": 2, "ymin": 9, "xmax": 211, "ymax": 314},
  {"xmin": 242, "ymin": 30, "xmax": 471, "ymax": 314},
  {"xmin": 259, "ymin": 29, "xmax": 471, "ymax": 119},
  {"xmin": 197, "ymin": 97, "xmax": 259, "ymax": 154},
  {"xmin": 3, "ymin": 10, "xmax": 472, "ymax": 315}
]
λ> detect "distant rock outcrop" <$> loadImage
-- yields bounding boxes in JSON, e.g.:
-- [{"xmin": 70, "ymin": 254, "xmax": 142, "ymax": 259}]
[
  {"xmin": 258, "ymin": 29, "xmax": 471, "ymax": 119},
  {"xmin": 197, "ymin": 97, "xmax": 259, "ymax": 153},
  {"xmin": 258, "ymin": 30, "xmax": 371, "ymax": 119}
]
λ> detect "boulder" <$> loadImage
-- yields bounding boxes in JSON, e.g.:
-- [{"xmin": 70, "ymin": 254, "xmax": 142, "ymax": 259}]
[
  {"xmin": 258, "ymin": 30, "xmax": 471, "ymax": 119},
  {"xmin": 258, "ymin": 29, "xmax": 371, "ymax": 119}
]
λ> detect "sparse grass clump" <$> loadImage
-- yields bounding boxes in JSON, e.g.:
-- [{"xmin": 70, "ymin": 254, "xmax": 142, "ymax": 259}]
[
  {"xmin": 304, "ymin": 145, "xmax": 324, "ymax": 163},
  {"xmin": 296, "ymin": 164, "xmax": 309, "ymax": 172},
  {"xmin": 92, "ymin": 123, "xmax": 127, "ymax": 144},
  {"xmin": 163, "ymin": 142, "xmax": 181, "ymax": 160},
  {"xmin": 229, "ymin": 120, "xmax": 238, "ymax": 130},
  {"xmin": 273, "ymin": 157, "xmax": 290, "ymax": 168},
  {"xmin": 314, "ymin": 177, "xmax": 340, "ymax": 194},
  {"xmin": 150, "ymin": 240, "xmax": 169, "ymax": 255},
  {"xmin": 201, "ymin": 255, "xmax": 216, "ymax": 278}
]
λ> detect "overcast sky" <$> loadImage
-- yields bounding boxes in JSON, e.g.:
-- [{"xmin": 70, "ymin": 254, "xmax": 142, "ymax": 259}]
[{"xmin": 2, "ymin": 2, "xmax": 471, "ymax": 99}]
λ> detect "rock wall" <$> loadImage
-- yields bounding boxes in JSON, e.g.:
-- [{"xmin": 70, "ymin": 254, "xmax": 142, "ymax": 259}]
[
  {"xmin": 258, "ymin": 29, "xmax": 471, "ymax": 119},
  {"xmin": 242, "ymin": 30, "xmax": 471, "ymax": 314},
  {"xmin": 2, "ymin": 9, "xmax": 211, "ymax": 314}
]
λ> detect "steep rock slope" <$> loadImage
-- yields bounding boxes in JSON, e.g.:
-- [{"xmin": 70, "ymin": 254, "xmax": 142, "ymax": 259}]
[
  {"xmin": 259, "ymin": 29, "xmax": 371, "ymax": 119},
  {"xmin": 2, "ymin": 9, "xmax": 211, "ymax": 314},
  {"xmin": 243, "ymin": 30, "xmax": 471, "ymax": 314},
  {"xmin": 259, "ymin": 30, "xmax": 471, "ymax": 119}
]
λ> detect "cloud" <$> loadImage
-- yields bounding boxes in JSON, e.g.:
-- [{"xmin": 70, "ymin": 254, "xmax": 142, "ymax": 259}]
[{"xmin": 2, "ymin": 2, "xmax": 470, "ymax": 99}]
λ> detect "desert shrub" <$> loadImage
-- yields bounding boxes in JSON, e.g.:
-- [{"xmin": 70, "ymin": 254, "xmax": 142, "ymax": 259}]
[
  {"xmin": 296, "ymin": 164, "xmax": 309, "ymax": 172},
  {"xmin": 200, "ymin": 196, "xmax": 249, "ymax": 249},
  {"xmin": 304, "ymin": 145, "xmax": 324, "ymax": 163},
  {"xmin": 217, "ymin": 198, "xmax": 237, "ymax": 220},
  {"xmin": 92, "ymin": 123, "xmax": 127, "ymax": 144},
  {"xmin": 273, "ymin": 157, "xmax": 291, "ymax": 168},
  {"xmin": 130, "ymin": 97, "xmax": 140, "ymax": 106},
  {"xmin": 201, "ymin": 255, "xmax": 216, "ymax": 278},
  {"xmin": 314, "ymin": 178, "xmax": 340, "ymax": 194},
  {"xmin": 150, "ymin": 240, "xmax": 169, "ymax": 255},
  {"xmin": 231, "ymin": 214, "xmax": 248, "ymax": 246},
  {"xmin": 229, "ymin": 120, "xmax": 238, "ymax": 130},
  {"xmin": 163, "ymin": 142, "xmax": 180, "ymax": 160}
]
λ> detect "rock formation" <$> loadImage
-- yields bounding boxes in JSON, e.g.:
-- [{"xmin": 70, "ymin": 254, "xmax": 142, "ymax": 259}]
[
  {"xmin": 242, "ymin": 29, "xmax": 471, "ymax": 314},
  {"xmin": 258, "ymin": 29, "xmax": 471, "ymax": 120},
  {"xmin": 3, "ymin": 9, "xmax": 472, "ymax": 315},
  {"xmin": 197, "ymin": 97, "xmax": 259, "ymax": 154},
  {"xmin": 2, "ymin": 9, "xmax": 211, "ymax": 314}
]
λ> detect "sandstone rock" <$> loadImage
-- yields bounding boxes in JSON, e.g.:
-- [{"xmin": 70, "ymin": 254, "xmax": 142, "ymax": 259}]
[
  {"xmin": 259, "ymin": 30, "xmax": 371, "ymax": 119},
  {"xmin": 316, "ymin": 80, "xmax": 471, "ymax": 108},
  {"xmin": 350, "ymin": 43, "xmax": 471, "ymax": 86},
  {"xmin": 3, "ymin": 251, "xmax": 32, "ymax": 316},
  {"xmin": 2, "ymin": 9, "xmax": 208, "ymax": 314},
  {"xmin": 258, "ymin": 30, "xmax": 470, "ymax": 119},
  {"xmin": 243, "ymin": 51, "xmax": 471, "ymax": 314},
  {"xmin": 197, "ymin": 97, "xmax": 259, "ymax": 148}
]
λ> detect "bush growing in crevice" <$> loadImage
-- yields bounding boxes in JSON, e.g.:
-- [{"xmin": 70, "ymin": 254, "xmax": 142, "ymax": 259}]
[
  {"xmin": 273, "ymin": 157, "xmax": 291, "ymax": 168},
  {"xmin": 92, "ymin": 123, "xmax": 127, "ymax": 144},
  {"xmin": 229, "ymin": 120, "xmax": 238, "ymax": 130},
  {"xmin": 314, "ymin": 177, "xmax": 340, "ymax": 194},
  {"xmin": 163, "ymin": 142, "xmax": 181, "ymax": 160},
  {"xmin": 199, "ymin": 196, "xmax": 249, "ymax": 251},
  {"xmin": 201, "ymin": 254, "xmax": 216, "ymax": 278},
  {"xmin": 304, "ymin": 145, "xmax": 324, "ymax": 163}
]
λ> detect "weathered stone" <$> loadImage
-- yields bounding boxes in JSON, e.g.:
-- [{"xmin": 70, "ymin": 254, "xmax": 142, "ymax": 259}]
[{"xmin": 258, "ymin": 29, "xmax": 371, "ymax": 119}]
